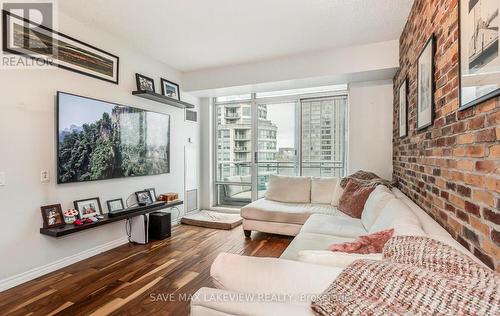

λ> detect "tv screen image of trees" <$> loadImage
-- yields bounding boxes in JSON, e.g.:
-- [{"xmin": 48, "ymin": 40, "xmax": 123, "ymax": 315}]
[{"xmin": 57, "ymin": 92, "xmax": 170, "ymax": 183}]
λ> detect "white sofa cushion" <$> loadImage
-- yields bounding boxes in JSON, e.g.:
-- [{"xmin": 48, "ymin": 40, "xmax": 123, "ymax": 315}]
[
  {"xmin": 392, "ymin": 188, "xmax": 486, "ymax": 266},
  {"xmin": 211, "ymin": 252, "xmax": 342, "ymax": 296},
  {"xmin": 280, "ymin": 232, "xmax": 355, "ymax": 260},
  {"xmin": 191, "ymin": 288, "xmax": 316, "ymax": 316},
  {"xmin": 266, "ymin": 175, "xmax": 311, "ymax": 203},
  {"xmin": 311, "ymin": 177, "xmax": 338, "ymax": 204},
  {"xmin": 241, "ymin": 198, "xmax": 344, "ymax": 225},
  {"xmin": 330, "ymin": 181, "xmax": 344, "ymax": 207},
  {"xmin": 297, "ymin": 250, "xmax": 383, "ymax": 268},
  {"xmin": 300, "ymin": 214, "xmax": 367, "ymax": 237},
  {"xmin": 361, "ymin": 185, "xmax": 396, "ymax": 230},
  {"xmin": 369, "ymin": 198, "xmax": 425, "ymax": 237}
]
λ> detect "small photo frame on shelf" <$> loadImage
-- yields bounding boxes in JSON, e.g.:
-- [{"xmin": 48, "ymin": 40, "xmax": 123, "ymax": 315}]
[
  {"xmin": 135, "ymin": 190, "xmax": 153, "ymax": 205},
  {"xmin": 41, "ymin": 204, "xmax": 65, "ymax": 228},
  {"xmin": 145, "ymin": 188, "xmax": 157, "ymax": 202},
  {"xmin": 74, "ymin": 197, "xmax": 102, "ymax": 219},
  {"xmin": 136, "ymin": 73, "xmax": 155, "ymax": 92},
  {"xmin": 417, "ymin": 35, "xmax": 435, "ymax": 130},
  {"xmin": 161, "ymin": 78, "xmax": 180, "ymax": 100},
  {"xmin": 399, "ymin": 78, "xmax": 407, "ymax": 138},
  {"xmin": 107, "ymin": 198, "xmax": 124, "ymax": 212}
]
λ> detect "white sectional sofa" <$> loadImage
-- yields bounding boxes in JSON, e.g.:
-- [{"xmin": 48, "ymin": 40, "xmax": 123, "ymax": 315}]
[{"xmin": 191, "ymin": 177, "xmax": 485, "ymax": 316}]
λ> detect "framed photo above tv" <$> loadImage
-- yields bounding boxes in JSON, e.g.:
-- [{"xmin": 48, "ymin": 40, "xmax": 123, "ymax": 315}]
[
  {"xmin": 57, "ymin": 92, "xmax": 170, "ymax": 184},
  {"xmin": 136, "ymin": 73, "xmax": 155, "ymax": 92},
  {"xmin": 459, "ymin": 0, "xmax": 500, "ymax": 110},
  {"xmin": 2, "ymin": 10, "xmax": 119, "ymax": 84},
  {"xmin": 161, "ymin": 78, "xmax": 180, "ymax": 101}
]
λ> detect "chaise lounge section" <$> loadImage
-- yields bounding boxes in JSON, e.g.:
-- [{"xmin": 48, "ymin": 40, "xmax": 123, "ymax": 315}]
[{"xmin": 241, "ymin": 175, "xmax": 344, "ymax": 237}]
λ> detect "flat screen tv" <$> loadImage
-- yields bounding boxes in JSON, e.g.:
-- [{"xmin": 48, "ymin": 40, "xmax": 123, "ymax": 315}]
[{"xmin": 57, "ymin": 92, "xmax": 170, "ymax": 184}]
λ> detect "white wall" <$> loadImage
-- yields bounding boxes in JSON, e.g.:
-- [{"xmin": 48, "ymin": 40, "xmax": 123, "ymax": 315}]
[
  {"xmin": 183, "ymin": 40, "xmax": 399, "ymax": 95},
  {"xmin": 348, "ymin": 81, "xmax": 393, "ymax": 179},
  {"xmin": 0, "ymin": 12, "xmax": 199, "ymax": 289},
  {"xmin": 199, "ymin": 98, "xmax": 213, "ymax": 209}
]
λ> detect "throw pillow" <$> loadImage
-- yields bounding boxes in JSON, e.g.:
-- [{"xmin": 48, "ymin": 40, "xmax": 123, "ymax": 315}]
[
  {"xmin": 311, "ymin": 259, "xmax": 500, "ymax": 316},
  {"xmin": 311, "ymin": 177, "xmax": 338, "ymax": 204},
  {"xmin": 265, "ymin": 175, "xmax": 311, "ymax": 203},
  {"xmin": 330, "ymin": 181, "xmax": 344, "ymax": 207},
  {"xmin": 360, "ymin": 185, "xmax": 395, "ymax": 230},
  {"xmin": 328, "ymin": 229, "xmax": 394, "ymax": 254},
  {"xmin": 338, "ymin": 179, "xmax": 375, "ymax": 218}
]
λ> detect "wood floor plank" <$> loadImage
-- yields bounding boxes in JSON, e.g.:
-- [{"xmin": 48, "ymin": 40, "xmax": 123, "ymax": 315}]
[{"xmin": 0, "ymin": 225, "xmax": 292, "ymax": 315}]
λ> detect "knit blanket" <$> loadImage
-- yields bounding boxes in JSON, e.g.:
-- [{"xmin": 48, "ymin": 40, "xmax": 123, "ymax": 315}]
[
  {"xmin": 340, "ymin": 170, "xmax": 395, "ymax": 189},
  {"xmin": 311, "ymin": 236, "xmax": 500, "ymax": 316}
]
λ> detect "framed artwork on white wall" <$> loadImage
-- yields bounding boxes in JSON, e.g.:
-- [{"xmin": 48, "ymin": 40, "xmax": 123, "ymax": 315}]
[
  {"xmin": 399, "ymin": 78, "xmax": 407, "ymax": 138},
  {"xmin": 417, "ymin": 35, "xmax": 435, "ymax": 130},
  {"xmin": 459, "ymin": 0, "xmax": 500, "ymax": 110}
]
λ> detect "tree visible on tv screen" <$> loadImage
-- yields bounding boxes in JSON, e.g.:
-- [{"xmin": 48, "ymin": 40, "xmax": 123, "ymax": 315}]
[{"xmin": 58, "ymin": 107, "xmax": 169, "ymax": 183}]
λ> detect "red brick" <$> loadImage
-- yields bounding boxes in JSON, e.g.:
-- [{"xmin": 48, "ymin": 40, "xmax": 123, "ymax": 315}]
[
  {"xmin": 464, "ymin": 145, "xmax": 485, "ymax": 157},
  {"xmin": 484, "ymin": 208, "xmax": 500, "ymax": 225},
  {"xmin": 475, "ymin": 160, "xmax": 497, "ymax": 173},
  {"xmin": 475, "ymin": 129, "xmax": 496, "ymax": 142},
  {"xmin": 490, "ymin": 144, "xmax": 500, "ymax": 158}
]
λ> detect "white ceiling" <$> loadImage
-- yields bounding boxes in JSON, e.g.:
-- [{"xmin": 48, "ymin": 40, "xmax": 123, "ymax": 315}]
[{"xmin": 60, "ymin": 0, "xmax": 413, "ymax": 72}]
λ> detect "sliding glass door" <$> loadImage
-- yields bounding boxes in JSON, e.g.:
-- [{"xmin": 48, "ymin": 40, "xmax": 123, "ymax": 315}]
[
  {"xmin": 256, "ymin": 101, "xmax": 299, "ymax": 198},
  {"xmin": 213, "ymin": 88, "xmax": 348, "ymax": 207},
  {"xmin": 215, "ymin": 100, "xmax": 253, "ymax": 206}
]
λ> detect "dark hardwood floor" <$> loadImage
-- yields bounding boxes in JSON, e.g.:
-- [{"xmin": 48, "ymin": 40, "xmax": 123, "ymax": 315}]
[{"xmin": 0, "ymin": 225, "xmax": 292, "ymax": 316}]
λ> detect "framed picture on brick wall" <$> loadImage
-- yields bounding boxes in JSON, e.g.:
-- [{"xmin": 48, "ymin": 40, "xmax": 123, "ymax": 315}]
[
  {"xmin": 399, "ymin": 79, "xmax": 408, "ymax": 137},
  {"xmin": 459, "ymin": 0, "xmax": 500, "ymax": 110},
  {"xmin": 417, "ymin": 35, "xmax": 435, "ymax": 130}
]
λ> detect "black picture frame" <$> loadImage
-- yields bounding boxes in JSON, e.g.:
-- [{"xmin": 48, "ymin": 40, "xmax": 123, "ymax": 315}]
[
  {"xmin": 135, "ymin": 190, "xmax": 153, "ymax": 205},
  {"xmin": 106, "ymin": 198, "xmax": 124, "ymax": 212},
  {"xmin": 40, "ymin": 204, "xmax": 65, "ymax": 228},
  {"xmin": 399, "ymin": 78, "xmax": 408, "ymax": 138},
  {"xmin": 416, "ymin": 34, "xmax": 435, "ymax": 131},
  {"xmin": 161, "ymin": 78, "xmax": 181, "ymax": 101},
  {"xmin": 2, "ymin": 10, "xmax": 119, "ymax": 84},
  {"xmin": 458, "ymin": 0, "xmax": 500, "ymax": 111},
  {"xmin": 136, "ymin": 73, "xmax": 155, "ymax": 92},
  {"xmin": 73, "ymin": 197, "xmax": 103, "ymax": 219},
  {"xmin": 145, "ymin": 188, "xmax": 157, "ymax": 202}
]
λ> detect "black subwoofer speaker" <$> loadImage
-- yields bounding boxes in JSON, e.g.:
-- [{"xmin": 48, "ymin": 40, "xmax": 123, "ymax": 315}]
[{"xmin": 149, "ymin": 212, "xmax": 171, "ymax": 240}]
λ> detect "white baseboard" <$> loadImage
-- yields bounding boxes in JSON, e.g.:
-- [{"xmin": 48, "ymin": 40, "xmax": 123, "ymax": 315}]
[{"xmin": 0, "ymin": 237, "xmax": 128, "ymax": 292}]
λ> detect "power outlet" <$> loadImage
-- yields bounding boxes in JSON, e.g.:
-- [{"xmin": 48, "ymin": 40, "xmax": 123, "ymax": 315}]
[
  {"xmin": 0, "ymin": 172, "xmax": 5, "ymax": 186},
  {"xmin": 41, "ymin": 170, "xmax": 50, "ymax": 183}
]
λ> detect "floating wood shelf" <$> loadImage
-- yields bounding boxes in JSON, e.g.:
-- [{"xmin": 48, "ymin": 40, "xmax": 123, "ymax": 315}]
[
  {"xmin": 40, "ymin": 200, "xmax": 183, "ymax": 238},
  {"xmin": 132, "ymin": 90, "xmax": 195, "ymax": 109}
]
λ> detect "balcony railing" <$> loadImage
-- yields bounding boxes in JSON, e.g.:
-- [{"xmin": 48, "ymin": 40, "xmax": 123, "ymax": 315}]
[{"xmin": 216, "ymin": 160, "xmax": 345, "ymax": 181}]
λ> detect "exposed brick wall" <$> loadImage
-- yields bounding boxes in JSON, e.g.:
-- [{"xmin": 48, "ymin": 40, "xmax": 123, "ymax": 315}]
[{"xmin": 393, "ymin": 0, "xmax": 500, "ymax": 270}]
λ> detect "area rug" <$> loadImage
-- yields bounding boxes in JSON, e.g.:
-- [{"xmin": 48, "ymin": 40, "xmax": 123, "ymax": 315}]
[{"xmin": 181, "ymin": 210, "xmax": 242, "ymax": 230}]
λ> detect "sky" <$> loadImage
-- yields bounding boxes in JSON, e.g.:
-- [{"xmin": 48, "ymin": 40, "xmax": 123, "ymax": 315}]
[
  {"xmin": 266, "ymin": 102, "xmax": 296, "ymax": 149},
  {"xmin": 58, "ymin": 93, "xmax": 115, "ymax": 132}
]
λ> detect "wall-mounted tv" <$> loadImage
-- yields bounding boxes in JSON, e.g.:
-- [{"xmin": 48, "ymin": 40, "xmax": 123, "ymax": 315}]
[{"xmin": 57, "ymin": 92, "xmax": 170, "ymax": 184}]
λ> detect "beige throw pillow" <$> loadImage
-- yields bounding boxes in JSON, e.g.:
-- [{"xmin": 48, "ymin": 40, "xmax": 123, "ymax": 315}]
[
  {"xmin": 311, "ymin": 177, "xmax": 339, "ymax": 204},
  {"xmin": 265, "ymin": 175, "xmax": 311, "ymax": 203}
]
